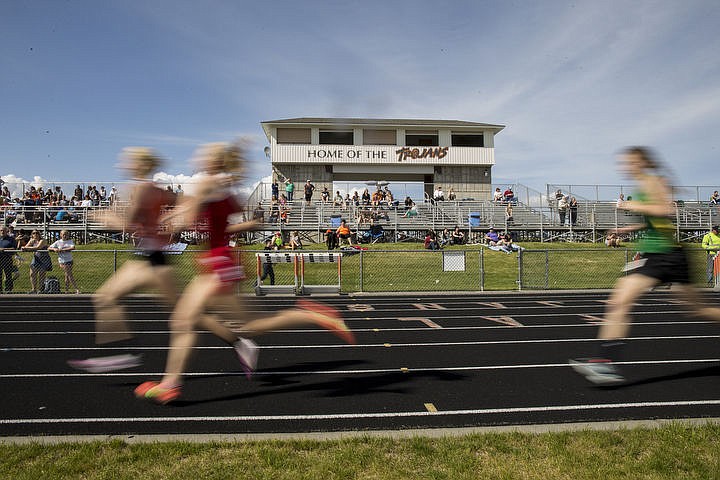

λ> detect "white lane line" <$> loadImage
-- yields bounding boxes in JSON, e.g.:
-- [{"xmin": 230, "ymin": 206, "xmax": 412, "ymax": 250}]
[
  {"xmin": 3, "ymin": 399, "xmax": 720, "ymax": 424},
  {"xmin": 4, "ymin": 334, "xmax": 720, "ymax": 352},
  {"xmin": 1, "ymin": 358, "xmax": 718, "ymax": 378}
]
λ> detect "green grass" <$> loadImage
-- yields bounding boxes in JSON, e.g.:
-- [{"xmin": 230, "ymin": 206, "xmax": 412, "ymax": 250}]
[
  {"xmin": 2, "ymin": 424, "xmax": 719, "ymax": 479},
  {"xmin": 11, "ymin": 241, "xmax": 710, "ymax": 293}
]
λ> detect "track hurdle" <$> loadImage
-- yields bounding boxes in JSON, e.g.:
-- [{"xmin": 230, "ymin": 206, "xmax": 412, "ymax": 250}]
[
  {"xmin": 299, "ymin": 252, "xmax": 343, "ymax": 295},
  {"xmin": 255, "ymin": 252, "xmax": 298, "ymax": 295}
]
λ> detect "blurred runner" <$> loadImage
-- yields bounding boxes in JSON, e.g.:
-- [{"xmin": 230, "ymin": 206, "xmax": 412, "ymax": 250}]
[
  {"xmin": 135, "ymin": 141, "xmax": 354, "ymax": 404},
  {"xmin": 68, "ymin": 147, "xmax": 177, "ymax": 373},
  {"xmin": 570, "ymin": 147, "xmax": 720, "ymax": 385}
]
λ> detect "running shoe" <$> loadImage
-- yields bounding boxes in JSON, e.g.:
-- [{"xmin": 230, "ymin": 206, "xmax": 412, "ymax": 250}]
[
  {"xmin": 234, "ymin": 338, "xmax": 259, "ymax": 379},
  {"xmin": 569, "ymin": 358, "xmax": 625, "ymax": 385},
  {"xmin": 67, "ymin": 354, "xmax": 142, "ymax": 373},
  {"xmin": 134, "ymin": 381, "xmax": 182, "ymax": 405},
  {"xmin": 296, "ymin": 299, "xmax": 356, "ymax": 345}
]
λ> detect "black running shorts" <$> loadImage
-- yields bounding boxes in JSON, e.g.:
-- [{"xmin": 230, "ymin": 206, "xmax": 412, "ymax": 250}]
[{"xmin": 631, "ymin": 248, "xmax": 690, "ymax": 284}]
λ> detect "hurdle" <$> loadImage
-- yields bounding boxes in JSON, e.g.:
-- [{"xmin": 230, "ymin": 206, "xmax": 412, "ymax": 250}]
[
  {"xmin": 255, "ymin": 252, "xmax": 299, "ymax": 295},
  {"xmin": 299, "ymin": 252, "xmax": 343, "ymax": 295}
]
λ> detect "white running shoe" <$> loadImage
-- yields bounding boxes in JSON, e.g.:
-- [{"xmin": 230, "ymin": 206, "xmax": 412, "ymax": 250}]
[
  {"xmin": 569, "ymin": 358, "xmax": 625, "ymax": 385},
  {"xmin": 234, "ymin": 338, "xmax": 259, "ymax": 379},
  {"xmin": 67, "ymin": 354, "xmax": 143, "ymax": 373}
]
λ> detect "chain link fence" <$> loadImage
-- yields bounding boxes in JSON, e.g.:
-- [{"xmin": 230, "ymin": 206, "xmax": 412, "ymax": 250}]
[{"xmin": 4, "ymin": 247, "xmax": 713, "ymax": 294}]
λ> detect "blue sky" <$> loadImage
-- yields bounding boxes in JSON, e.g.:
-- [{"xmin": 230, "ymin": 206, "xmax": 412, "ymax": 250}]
[{"xmin": 2, "ymin": 0, "xmax": 720, "ymax": 196}]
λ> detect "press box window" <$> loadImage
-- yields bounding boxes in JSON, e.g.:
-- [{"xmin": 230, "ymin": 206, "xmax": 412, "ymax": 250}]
[
  {"xmin": 276, "ymin": 128, "xmax": 311, "ymax": 144},
  {"xmin": 451, "ymin": 134, "xmax": 484, "ymax": 147},
  {"xmin": 405, "ymin": 131, "xmax": 438, "ymax": 146},
  {"xmin": 319, "ymin": 131, "xmax": 354, "ymax": 145}
]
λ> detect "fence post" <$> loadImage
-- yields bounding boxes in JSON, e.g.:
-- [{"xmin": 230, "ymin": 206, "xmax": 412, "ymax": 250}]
[
  {"xmin": 113, "ymin": 249, "xmax": 118, "ymax": 272},
  {"xmin": 359, "ymin": 249, "xmax": 364, "ymax": 293},
  {"xmin": 480, "ymin": 249, "xmax": 485, "ymax": 291},
  {"xmin": 517, "ymin": 248, "xmax": 522, "ymax": 290},
  {"xmin": 544, "ymin": 250, "xmax": 550, "ymax": 289}
]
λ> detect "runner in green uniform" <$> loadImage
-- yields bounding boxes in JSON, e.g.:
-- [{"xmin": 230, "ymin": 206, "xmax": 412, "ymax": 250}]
[{"xmin": 571, "ymin": 147, "xmax": 720, "ymax": 385}]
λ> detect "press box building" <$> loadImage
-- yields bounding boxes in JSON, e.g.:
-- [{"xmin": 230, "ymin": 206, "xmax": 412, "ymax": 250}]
[{"xmin": 261, "ymin": 118, "xmax": 505, "ymax": 201}]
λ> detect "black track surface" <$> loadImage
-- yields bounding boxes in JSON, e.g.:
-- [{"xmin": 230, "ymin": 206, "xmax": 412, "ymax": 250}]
[{"xmin": 1, "ymin": 291, "xmax": 719, "ymax": 437}]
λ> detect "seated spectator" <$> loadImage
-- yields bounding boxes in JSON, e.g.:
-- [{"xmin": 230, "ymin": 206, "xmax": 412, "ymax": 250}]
[
  {"xmin": 404, "ymin": 196, "xmax": 413, "ymax": 210},
  {"xmin": 269, "ymin": 196, "xmax": 279, "ymax": 222},
  {"xmin": 424, "ymin": 230, "xmax": 440, "ymax": 250},
  {"xmin": 289, "ymin": 231, "xmax": 302, "ymax": 250},
  {"xmin": 505, "ymin": 204, "xmax": 514, "ymax": 224},
  {"xmin": 616, "ymin": 193, "xmax": 625, "ymax": 208},
  {"xmin": 252, "ymin": 202, "xmax": 265, "ymax": 221},
  {"xmin": 279, "ymin": 208, "xmax": 290, "ymax": 224},
  {"xmin": 438, "ymin": 228, "xmax": 451, "ymax": 247},
  {"xmin": 605, "ymin": 232, "xmax": 621, "ymax": 247},
  {"xmin": 325, "ymin": 229, "xmax": 338, "ymax": 250},
  {"xmin": 351, "ymin": 191, "xmax": 360, "ymax": 206},
  {"xmin": 272, "ymin": 231, "xmax": 284, "ymax": 249},
  {"xmin": 55, "ymin": 206, "xmax": 70, "ymax": 222},
  {"xmin": 503, "ymin": 187, "xmax": 515, "ymax": 203},
  {"xmin": 433, "ymin": 186, "xmax": 444, "ymax": 203},
  {"xmin": 484, "ymin": 227, "xmax": 500, "ymax": 246},
  {"xmin": 361, "ymin": 188, "xmax": 371, "ymax": 205},
  {"xmin": 334, "ymin": 191, "xmax": 344, "ymax": 207},
  {"xmin": 498, "ymin": 232, "xmax": 522, "ymax": 253},
  {"xmin": 493, "ymin": 187, "xmax": 503, "ymax": 203},
  {"xmin": 447, "ymin": 187, "xmax": 456, "ymax": 201},
  {"xmin": 321, "ymin": 187, "xmax": 330, "ymax": 204},
  {"xmin": 336, "ymin": 219, "xmax": 354, "ymax": 246},
  {"xmin": 403, "ymin": 203, "xmax": 418, "ymax": 217},
  {"xmin": 451, "ymin": 226, "xmax": 465, "ymax": 245},
  {"xmin": 711, "ymin": 191, "xmax": 720, "ymax": 205}
]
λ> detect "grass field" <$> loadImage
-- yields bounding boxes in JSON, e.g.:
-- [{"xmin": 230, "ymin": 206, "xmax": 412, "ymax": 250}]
[
  {"xmin": 2, "ymin": 423, "xmax": 719, "ymax": 479},
  {"xmin": 9, "ymin": 241, "xmax": 710, "ymax": 294}
]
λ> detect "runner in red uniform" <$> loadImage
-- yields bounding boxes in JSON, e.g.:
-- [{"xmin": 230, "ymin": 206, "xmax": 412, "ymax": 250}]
[
  {"xmin": 136, "ymin": 141, "xmax": 354, "ymax": 404},
  {"xmin": 68, "ymin": 147, "xmax": 178, "ymax": 373}
]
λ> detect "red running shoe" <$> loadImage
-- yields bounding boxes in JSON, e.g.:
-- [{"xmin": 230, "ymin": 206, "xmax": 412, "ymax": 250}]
[
  {"xmin": 134, "ymin": 381, "xmax": 182, "ymax": 405},
  {"xmin": 296, "ymin": 299, "xmax": 356, "ymax": 345}
]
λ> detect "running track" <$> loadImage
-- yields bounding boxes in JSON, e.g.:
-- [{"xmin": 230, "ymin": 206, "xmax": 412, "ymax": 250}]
[{"xmin": 1, "ymin": 291, "xmax": 720, "ymax": 437}]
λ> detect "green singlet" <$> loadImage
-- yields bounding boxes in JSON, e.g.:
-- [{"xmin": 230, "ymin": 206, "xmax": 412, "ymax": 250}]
[{"xmin": 634, "ymin": 189, "xmax": 677, "ymax": 254}]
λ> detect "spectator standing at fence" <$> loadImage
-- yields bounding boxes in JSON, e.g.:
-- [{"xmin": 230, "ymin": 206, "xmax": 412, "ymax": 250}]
[
  {"xmin": 134, "ymin": 141, "xmax": 354, "ymax": 404},
  {"xmin": 702, "ymin": 225, "xmax": 720, "ymax": 284},
  {"xmin": 0, "ymin": 226, "xmax": 17, "ymax": 293},
  {"xmin": 48, "ymin": 230, "xmax": 79, "ymax": 294},
  {"xmin": 558, "ymin": 195, "xmax": 569, "ymax": 225},
  {"xmin": 22, "ymin": 230, "xmax": 51, "ymax": 293},
  {"xmin": 570, "ymin": 146, "xmax": 720, "ymax": 385},
  {"xmin": 284, "ymin": 178, "xmax": 294, "ymax": 202},
  {"xmin": 303, "ymin": 179, "xmax": 315, "ymax": 206},
  {"xmin": 258, "ymin": 239, "xmax": 276, "ymax": 286},
  {"xmin": 569, "ymin": 196, "xmax": 579, "ymax": 226}
]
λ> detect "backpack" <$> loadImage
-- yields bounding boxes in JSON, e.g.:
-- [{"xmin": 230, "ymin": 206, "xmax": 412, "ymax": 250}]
[{"xmin": 43, "ymin": 276, "xmax": 61, "ymax": 294}]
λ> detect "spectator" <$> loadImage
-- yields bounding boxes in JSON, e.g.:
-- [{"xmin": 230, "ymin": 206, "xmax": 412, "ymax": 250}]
[
  {"xmin": 505, "ymin": 203, "xmax": 514, "ymax": 225},
  {"xmin": 498, "ymin": 232, "xmax": 522, "ymax": 253},
  {"xmin": 438, "ymin": 228, "xmax": 451, "ymax": 247},
  {"xmin": 605, "ymin": 232, "xmax": 622, "ymax": 248},
  {"xmin": 99, "ymin": 185, "xmax": 107, "ymax": 201},
  {"xmin": 451, "ymin": 226, "xmax": 465, "ymax": 245},
  {"xmin": 616, "ymin": 193, "xmax": 625, "ymax": 208},
  {"xmin": 493, "ymin": 187, "xmax": 503, "ymax": 203},
  {"xmin": 361, "ymin": 188, "xmax": 371, "ymax": 205},
  {"xmin": 351, "ymin": 191, "xmax": 360, "ymax": 206},
  {"xmin": 48, "ymin": 229, "xmax": 79, "ymax": 294},
  {"xmin": 284, "ymin": 178, "xmax": 295, "ymax": 202},
  {"xmin": 279, "ymin": 207, "xmax": 290, "ymax": 224},
  {"xmin": 258, "ymin": 239, "xmax": 275, "ymax": 285},
  {"xmin": 321, "ymin": 186, "xmax": 330, "ymax": 204},
  {"xmin": 503, "ymin": 186, "xmax": 515, "ymax": 203},
  {"xmin": 272, "ymin": 231, "xmax": 284, "ymax": 249},
  {"xmin": 336, "ymin": 219, "xmax": 354, "ymax": 246},
  {"xmin": 22, "ymin": 230, "xmax": 52, "ymax": 293},
  {"xmin": 252, "ymin": 202, "xmax": 265, "ymax": 221},
  {"xmin": 402, "ymin": 202, "xmax": 418, "ymax": 217},
  {"xmin": 555, "ymin": 189, "xmax": 564, "ymax": 204},
  {"xmin": 711, "ymin": 191, "xmax": 720, "ymax": 205},
  {"xmin": 334, "ymin": 191, "xmax": 344, "ymax": 207},
  {"xmin": 569, "ymin": 196, "xmax": 579, "ymax": 226},
  {"xmin": 558, "ymin": 195, "xmax": 569, "ymax": 225},
  {"xmin": 303, "ymin": 179, "xmax": 315, "ymax": 205},
  {"xmin": 448, "ymin": 187, "xmax": 457, "ymax": 201},
  {"xmin": 484, "ymin": 227, "xmax": 500, "ymax": 246},
  {"xmin": 433, "ymin": 186, "xmax": 444, "ymax": 203},
  {"xmin": 289, "ymin": 231, "xmax": 302, "ymax": 250},
  {"xmin": 269, "ymin": 196, "xmax": 279, "ymax": 223},
  {"xmin": 424, "ymin": 230, "xmax": 440, "ymax": 250},
  {"xmin": 108, "ymin": 186, "xmax": 118, "ymax": 205},
  {"xmin": 404, "ymin": 196, "xmax": 413, "ymax": 210},
  {"xmin": 342, "ymin": 193, "xmax": 351, "ymax": 210},
  {"xmin": 325, "ymin": 228, "xmax": 338, "ymax": 250},
  {"xmin": 271, "ymin": 179, "xmax": 279, "ymax": 201},
  {"xmin": 174, "ymin": 185, "xmax": 183, "ymax": 197},
  {"xmin": 0, "ymin": 226, "xmax": 17, "ymax": 293},
  {"xmin": 702, "ymin": 225, "xmax": 720, "ymax": 284}
]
